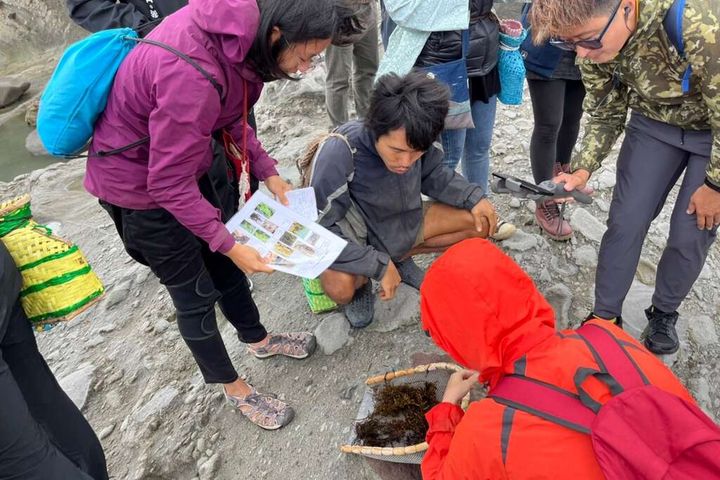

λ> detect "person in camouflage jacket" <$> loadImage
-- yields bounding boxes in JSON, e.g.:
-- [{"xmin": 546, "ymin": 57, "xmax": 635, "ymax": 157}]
[{"xmin": 528, "ymin": 0, "xmax": 719, "ymax": 355}]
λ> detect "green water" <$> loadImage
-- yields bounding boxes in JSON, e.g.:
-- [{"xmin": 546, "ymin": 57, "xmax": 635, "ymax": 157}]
[{"xmin": 0, "ymin": 115, "xmax": 57, "ymax": 183}]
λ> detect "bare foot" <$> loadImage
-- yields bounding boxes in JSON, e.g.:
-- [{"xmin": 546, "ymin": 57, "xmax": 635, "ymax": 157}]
[{"xmin": 224, "ymin": 378, "xmax": 252, "ymax": 398}]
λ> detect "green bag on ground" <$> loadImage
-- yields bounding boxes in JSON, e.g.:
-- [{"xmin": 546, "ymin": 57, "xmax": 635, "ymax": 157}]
[{"xmin": 302, "ymin": 278, "xmax": 338, "ymax": 314}]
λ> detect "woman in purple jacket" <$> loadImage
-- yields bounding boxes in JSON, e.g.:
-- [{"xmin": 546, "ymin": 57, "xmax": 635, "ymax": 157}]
[{"xmin": 86, "ymin": 0, "xmax": 339, "ymax": 430}]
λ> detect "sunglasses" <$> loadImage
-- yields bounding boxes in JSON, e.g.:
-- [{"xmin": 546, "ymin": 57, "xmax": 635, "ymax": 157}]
[{"xmin": 549, "ymin": 0, "xmax": 623, "ymax": 51}]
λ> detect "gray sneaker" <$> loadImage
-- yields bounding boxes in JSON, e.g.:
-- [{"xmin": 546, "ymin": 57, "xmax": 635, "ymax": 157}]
[
  {"xmin": 248, "ymin": 332, "xmax": 316, "ymax": 359},
  {"xmin": 395, "ymin": 258, "xmax": 425, "ymax": 290},
  {"xmin": 344, "ymin": 280, "xmax": 375, "ymax": 328},
  {"xmin": 224, "ymin": 386, "xmax": 295, "ymax": 430}
]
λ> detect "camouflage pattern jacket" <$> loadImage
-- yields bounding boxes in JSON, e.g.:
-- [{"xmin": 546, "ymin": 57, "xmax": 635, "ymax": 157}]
[{"xmin": 572, "ymin": 0, "xmax": 720, "ymax": 188}]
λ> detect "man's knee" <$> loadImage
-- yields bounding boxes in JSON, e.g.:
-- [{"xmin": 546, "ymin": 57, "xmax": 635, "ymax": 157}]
[{"xmin": 321, "ymin": 271, "xmax": 359, "ymax": 305}]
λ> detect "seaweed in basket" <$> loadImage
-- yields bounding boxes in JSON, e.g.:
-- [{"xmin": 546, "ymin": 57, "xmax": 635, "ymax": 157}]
[{"xmin": 354, "ymin": 382, "xmax": 438, "ymax": 447}]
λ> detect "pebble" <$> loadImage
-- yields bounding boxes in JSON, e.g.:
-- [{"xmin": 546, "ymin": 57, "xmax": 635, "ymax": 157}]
[
  {"xmin": 99, "ymin": 424, "xmax": 115, "ymax": 440},
  {"xmin": 502, "ymin": 229, "xmax": 539, "ymax": 251}
]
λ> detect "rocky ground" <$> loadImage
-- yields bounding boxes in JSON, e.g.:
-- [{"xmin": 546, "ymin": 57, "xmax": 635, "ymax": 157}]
[{"xmin": 1, "ymin": 49, "xmax": 719, "ymax": 480}]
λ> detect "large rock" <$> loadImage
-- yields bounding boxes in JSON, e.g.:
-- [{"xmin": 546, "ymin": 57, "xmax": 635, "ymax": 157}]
[
  {"xmin": 366, "ymin": 284, "xmax": 420, "ymax": 333},
  {"xmin": 132, "ymin": 386, "xmax": 179, "ymax": 423},
  {"xmin": 314, "ymin": 312, "xmax": 351, "ymax": 355},
  {"xmin": 0, "ymin": 78, "xmax": 30, "ymax": 107},
  {"xmin": 687, "ymin": 315, "xmax": 719, "ymax": 347},
  {"xmin": 58, "ymin": 364, "xmax": 95, "ymax": 410},
  {"xmin": 570, "ymin": 207, "xmax": 607, "ymax": 243}
]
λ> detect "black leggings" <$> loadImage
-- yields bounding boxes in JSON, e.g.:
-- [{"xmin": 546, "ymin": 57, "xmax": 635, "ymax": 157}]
[
  {"xmin": 527, "ymin": 78, "xmax": 586, "ymax": 183},
  {"xmin": 100, "ymin": 199, "xmax": 266, "ymax": 384},
  {"xmin": 0, "ymin": 301, "xmax": 108, "ymax": 480}
]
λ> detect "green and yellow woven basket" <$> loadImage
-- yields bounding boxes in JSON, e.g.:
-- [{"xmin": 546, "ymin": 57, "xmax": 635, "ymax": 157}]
[
  {"xmin": 302, "ymin": 277, "xmax": 338, "ymax": 314},
  {"xmin": 0, "ymin": 195, "xmax": 104, "ymax": 330}
]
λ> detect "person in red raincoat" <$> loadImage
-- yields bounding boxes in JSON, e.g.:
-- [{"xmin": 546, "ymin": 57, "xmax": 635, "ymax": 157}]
[{"xmin": 419, "ymin": 238, "xmax": 697, "ymax": 479}]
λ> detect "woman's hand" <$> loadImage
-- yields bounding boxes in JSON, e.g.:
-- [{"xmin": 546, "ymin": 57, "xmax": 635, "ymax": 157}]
[
  {"xmin": 226, "ymin": 244, "xmax": 274, "ymax": 274},
  {"xmin": 442, "ymin": 369, "xmax": 480, "ymax": 405},
  {"xmin": 264, "ymin": 175, "xmax": 292, "ymax": 206}
]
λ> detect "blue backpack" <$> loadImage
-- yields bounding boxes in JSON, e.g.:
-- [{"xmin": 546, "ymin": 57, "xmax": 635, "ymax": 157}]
[
  {"xmin": 663, "ymin": 0, "xmax": 692, "ymax": 94},
  {"xmin": 37, "ymin": 27, "xmax": 224, "ymax": 157}
]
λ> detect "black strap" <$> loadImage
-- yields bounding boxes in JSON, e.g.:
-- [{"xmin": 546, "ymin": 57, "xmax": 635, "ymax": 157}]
[
  {"xmin": 126, "ymin": 37, "xmax": 225, "ymax": 104},
  {"xmin": 73, "ymin": 36, "xmax": 227, "ymax": 160}
]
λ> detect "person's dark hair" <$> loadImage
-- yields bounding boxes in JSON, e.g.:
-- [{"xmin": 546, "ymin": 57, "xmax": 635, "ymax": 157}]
[
  {"xmin": 248, "ymin": 0, "xmax": 341, "ymax": 82},
  {"xmin": 365, "ymin": 72, "xmax": 450, "ymax": 152}
]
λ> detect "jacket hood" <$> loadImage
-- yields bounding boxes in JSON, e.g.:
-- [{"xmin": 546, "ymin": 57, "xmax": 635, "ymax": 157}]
[
  {"xmin": 189, "ymin": 0, "xmax": 260, "ymax": 65},
  {"xmin": 420, "ymin": 239, "xmax": 556, "ymax": 387}
]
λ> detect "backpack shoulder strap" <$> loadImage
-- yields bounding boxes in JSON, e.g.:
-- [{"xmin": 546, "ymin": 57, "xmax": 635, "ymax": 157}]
[
  {"xmin": 297, "ymin": 132, "xmax": 354, "ymax": 188},
  {"xmin": 490, "ymin": 375, "xmax": 595, "ymax": 434},
  {"xmin": 127, "ymin": 37, "xmax": 226, "ymax": 105},
  {"xmin": 663, "ymin": 0, "xmax": 692, "ymax": 93},
  {"xmin": 576, "ymin": 323, "xmax": 649, "ymax": 389}
]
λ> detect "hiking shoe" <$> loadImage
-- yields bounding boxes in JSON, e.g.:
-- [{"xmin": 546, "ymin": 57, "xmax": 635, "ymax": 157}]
[
  {"xmin": 224, "ymin": 386, "xmax": 294, "ymax": 430},
  {"xmin": 396, "ymin": 258, "xmax": 425, "ymax": 289},
  {"xmin": 491, "ymin": 219, "xmax": 517, "ymax": 241},
  {"xmin": 555, "ymin": 163, "xmax": 594, "ymax": 196},
  {"xmin": 248, "ymin": 332, "xmax": 316, "ymax": 359},
  {"xmin": 641, "ymin": 306, "xmax": 680, "ymax": 354},
  {"xmin": 536, "ymin": 200, "xmax": 573, "ymax": 241},
  {"xmin": 344, "ymin": 280, "xmax": 375, "ymax": 328},
  {"xmin": 583, "ymin": 312, "xmax": 623, "ymax": 329}
]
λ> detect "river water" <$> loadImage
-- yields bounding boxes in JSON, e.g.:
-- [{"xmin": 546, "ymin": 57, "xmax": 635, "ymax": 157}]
[{"xmin": 0, "ymin": 114, "xmax": 57, "ymax": 182}]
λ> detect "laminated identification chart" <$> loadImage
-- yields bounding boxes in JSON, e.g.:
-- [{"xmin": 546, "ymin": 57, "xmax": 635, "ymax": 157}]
[{"xmin": 225, "ymin": 190, "xmax": 346, "ymax": 279}]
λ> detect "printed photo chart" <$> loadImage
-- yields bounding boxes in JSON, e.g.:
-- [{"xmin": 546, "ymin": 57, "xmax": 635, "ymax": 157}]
[{"xmin": 225, "ymin": 189, "xmax": 347, "ymax": 279}]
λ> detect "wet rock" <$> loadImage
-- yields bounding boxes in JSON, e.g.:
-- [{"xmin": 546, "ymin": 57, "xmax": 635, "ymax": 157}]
[
  {"xmin": 573, "ymin": 245, "xmax": 598, "ymax": 268},
  {"xmin": 570, "ymin": 208, "xmax": 607, "ymax": 243},
  {"xmin": 367, "ymin": 284, "xmax": 420, "ymax": 333},
  {"xmin": 314, "ymin": 312, "xmax": 350, "ymax": 355},
  {"xmin": 0, "ymin": 78, "xmax": 30, "ymax": 107},
  {"xmin": 25, "ymin": 129, "xmax": 48, "ymax": 156},
  {"xmin": 58, "ymin": 364, "xmax": 95, "ymax": 410},
  {"xmin": 133, "ymin": 386, "xmax": 179, "ymax": 423},
  {"xmin": 502, "ymin": 229, "xmax": 539, "ymax": 251}
]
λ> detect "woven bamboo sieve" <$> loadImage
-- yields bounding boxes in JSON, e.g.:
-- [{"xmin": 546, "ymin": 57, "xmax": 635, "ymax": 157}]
[{"xmin": 340, "ymin": 363, "xmax": 471, "ymax": 463}]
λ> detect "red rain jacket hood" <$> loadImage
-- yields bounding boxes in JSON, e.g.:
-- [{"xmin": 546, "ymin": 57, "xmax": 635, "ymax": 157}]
[{"xmin": 421, "ymin": 238, "xmax": 556, "ymax": 388}]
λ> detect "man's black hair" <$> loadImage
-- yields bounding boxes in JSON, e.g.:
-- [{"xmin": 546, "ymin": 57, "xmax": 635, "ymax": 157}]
[
  {"xmin": 365, "ymin": 72, "xmax": 450, "ymax": 152},
  {"xmin": 248, "ymin": 0, "xmax": 342, "ymax": 82}
]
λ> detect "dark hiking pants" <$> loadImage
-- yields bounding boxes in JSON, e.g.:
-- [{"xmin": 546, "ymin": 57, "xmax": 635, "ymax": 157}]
[
  {"xmin": 100, "ymin": 175, "xmax": 266, "ymax": 384},
  {"xmin": 0, "ymin": 299, "xmax": 108, "ymax": 480},
  {"xmin": 594, "ymin": 112, "xmax": 718, "ymax": 318}
]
